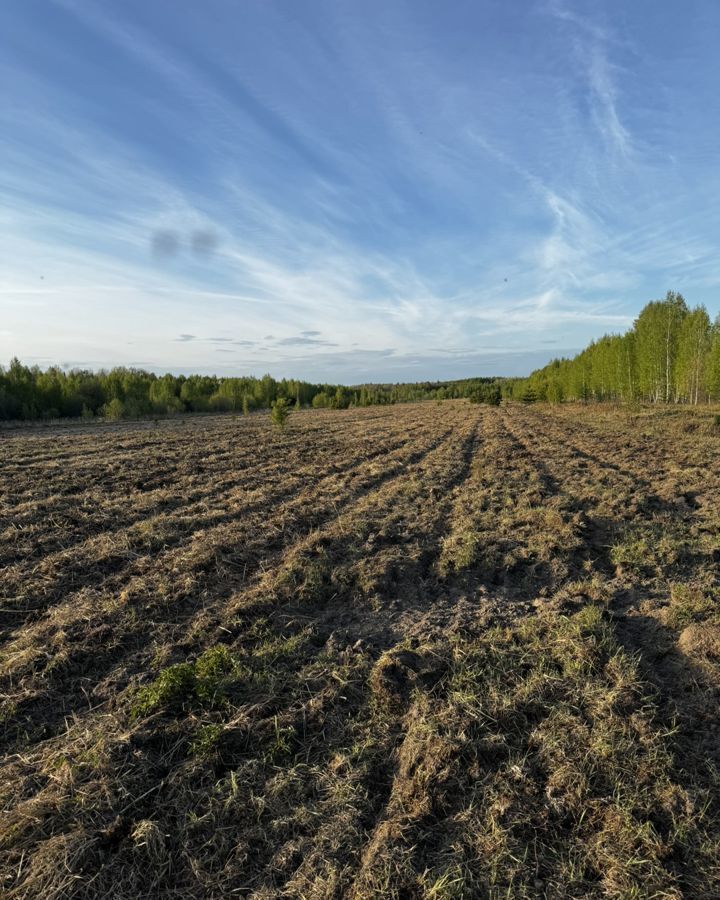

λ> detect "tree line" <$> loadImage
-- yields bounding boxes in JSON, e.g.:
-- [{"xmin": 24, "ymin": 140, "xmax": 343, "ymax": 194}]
[
  {"xmin": 508, "ymin": 291, "xmax": 720, "ymax": 404},
  {"xmin": 0, "ymin": 359, "xmax": 503, "ymax": 421}
]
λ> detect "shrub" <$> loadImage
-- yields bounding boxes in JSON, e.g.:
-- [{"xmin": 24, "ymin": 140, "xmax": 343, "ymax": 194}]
[
  {"xmin": 312, "ymin": 392, "xmax": 331, "ymax": 409},
  {"xmin": 102, "ymin": 397, "xmax": 125, "ymax": 420},
  {"xmin": 270, "ymin": 397, "xmax": 291, "ymax": 431}
]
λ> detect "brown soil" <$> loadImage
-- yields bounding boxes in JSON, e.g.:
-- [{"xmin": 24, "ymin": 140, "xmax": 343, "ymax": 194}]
[{"xmin": 2, "ymin": 401, "xmax": 720, "ymax": 897}]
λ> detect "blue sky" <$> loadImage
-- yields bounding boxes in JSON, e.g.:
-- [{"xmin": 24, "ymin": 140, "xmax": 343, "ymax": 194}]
[{"xmin": 2, "ymin": 0, "xmax": 720, "ymax": 382}]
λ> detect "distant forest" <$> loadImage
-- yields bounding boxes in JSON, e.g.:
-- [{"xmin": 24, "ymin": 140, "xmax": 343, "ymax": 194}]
[
  {"xmin": 0, "ymin": 359, "xmax": 501, "ymax": 421},
  {"xmin": 9, "ymin": 290, "xmax": 713, "ymax": 421},
  {"xmin": 509, "ymin": 291, "xmax": 720, "ymax": 404}
]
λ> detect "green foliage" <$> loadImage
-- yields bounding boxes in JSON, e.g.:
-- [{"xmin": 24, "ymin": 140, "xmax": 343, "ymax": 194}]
[
  {"xmin": 513, "ymin": 291, "xmax": 720, "ymax": 405},
  {"xmin": 270, "ymin": 397, "xmax": 291, "ymax": 431},
  {"xmin": 189, "ymin": 723, "xmax": 224, "ymax": 757},
  {"xmin": 132, "ymin": 662, "xmax": 196, "ymax": 717},
  {"xmin": 132, "ymin": 645, "xmax": 240, "ymax": 718},
  {"xmin": 0, "ymin": 358, "xmax": 508, "ymax": 422},
  {"xmin": 610, "ymin": 523, "xmax": 691, "ymax": 576},
  {"xmin": 103, "ymin": 397, "xmax": 125, "ymax": 420},
  {"xmin": 469, "ymin": 384, "xmax": 501, "ymax": 405},
  {"xmin": 312, "ymin": 391, "xmax": 331, "ymax": 409}
]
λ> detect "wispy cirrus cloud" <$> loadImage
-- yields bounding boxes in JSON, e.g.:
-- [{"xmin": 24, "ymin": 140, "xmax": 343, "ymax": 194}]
[{"xmin": 2, "ymin": 0, "xmax": 720, "ymax": 380}]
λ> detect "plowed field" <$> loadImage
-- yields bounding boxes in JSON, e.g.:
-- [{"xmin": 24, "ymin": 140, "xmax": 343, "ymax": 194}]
[{"xmin": 2, "ymin": 402, "xmax": 720, "ymax": 897}]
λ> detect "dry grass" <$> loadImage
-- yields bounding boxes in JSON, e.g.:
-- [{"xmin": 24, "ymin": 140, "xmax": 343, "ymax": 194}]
[{"xmin": 2, "ymin": 401, "xmax": 720, "ymax": 896}]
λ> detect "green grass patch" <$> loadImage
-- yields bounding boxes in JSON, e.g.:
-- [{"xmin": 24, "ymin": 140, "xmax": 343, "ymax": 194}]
[
  {"xmin": 132, "ymin": 645, "xmax": 242, "ymax": 718},
  {"xmin": 610, "ymin": 522, "xmax": 693, "ymax": 577},
  {"xmin": 666, "ymin": 582, "xmax": 719, "ymax": 630}
]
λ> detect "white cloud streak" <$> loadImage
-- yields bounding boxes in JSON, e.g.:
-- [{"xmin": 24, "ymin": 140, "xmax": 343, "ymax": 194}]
[{"xmin": 1, "ymin": 1, "xmax": 720, "ymax": 379}]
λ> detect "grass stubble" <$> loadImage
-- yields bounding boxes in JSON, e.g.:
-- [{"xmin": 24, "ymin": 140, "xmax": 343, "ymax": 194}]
[{"xmin": 2, "ymin": 401, "xmax": 720, "ymax": 897}]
